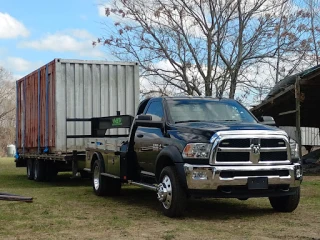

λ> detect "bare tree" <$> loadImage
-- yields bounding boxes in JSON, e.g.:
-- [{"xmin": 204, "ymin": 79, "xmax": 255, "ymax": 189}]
[
  {"xmin": 97, "ymin": 0, "xmax": 291, "ymax": 98},
  {"xmin": 0, "ymin": 66, "xmax": 15, "ymax": 156},
  {"xmin": 305, "ymin": 0, "xmax": 320, "ymax": 65},
  {"xmin": 264, "ymin": 0, "xmax": 320, "ymax": 85}
]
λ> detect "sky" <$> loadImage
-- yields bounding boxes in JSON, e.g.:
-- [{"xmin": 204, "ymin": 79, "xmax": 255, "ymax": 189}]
[{"xmin": 0, "ymin": 0, "xmax": 112, "ymax": 79}]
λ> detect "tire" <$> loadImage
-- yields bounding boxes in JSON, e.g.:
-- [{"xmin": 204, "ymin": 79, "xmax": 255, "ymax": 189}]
[
  {"xmin": 45, "ymin": 161, "xmax": 58, "ymax": 182},
  {"xmin": 158, "ymin": 166, "xmax": 187, "ymax": 218},
  {"xmin": 27, "ymin": 159, "xmax": 34, "ymax": 180},
  {"xmin": 34, "ymin": 159, "xmax": 46, "ymax": 182},
  {"xmin": 269, "ymin": 187, "xmax": 300, "ymax": 212},
  {"xmin": 92, "ymin": 160, "xmax": 121, "ymax": 196}
]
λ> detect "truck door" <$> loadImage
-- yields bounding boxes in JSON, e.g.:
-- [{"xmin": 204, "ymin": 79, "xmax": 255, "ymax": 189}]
[{"xmin": 134, "ymin": 100, "xmax": 165, "ymax": 175}]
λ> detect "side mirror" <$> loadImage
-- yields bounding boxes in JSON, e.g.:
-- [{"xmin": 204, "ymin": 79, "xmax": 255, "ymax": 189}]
[
  {"xmin": 135, "ymin": 114, "xmax": 165, "ymax": 129},
  {"xmin": 259, "ymin": 116, "xmax": 276, "ymax": 126}
]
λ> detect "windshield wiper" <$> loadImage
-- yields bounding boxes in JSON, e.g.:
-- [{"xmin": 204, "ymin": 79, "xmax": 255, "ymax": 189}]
[
  {"xmin": 175, "ymin": 120, "xmax": 206, "ymax": 123},
  {"xmin": 216, "ymin": 120, "xmax": 239, "ymax": 122}
]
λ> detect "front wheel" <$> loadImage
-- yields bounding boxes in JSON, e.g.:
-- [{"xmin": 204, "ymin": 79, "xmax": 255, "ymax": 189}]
[
  {"xmin": 158, "ymin": 166, "xmax": 187, "ymax": 218},
  {"xmin": 269, "ymin": 187, "xmax": 300, "ymax": 212}
]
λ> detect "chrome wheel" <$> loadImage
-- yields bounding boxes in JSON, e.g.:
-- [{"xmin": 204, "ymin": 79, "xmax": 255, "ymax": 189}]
[
  {"xmin": 93, "ymin": 165, "xmax": 100, "ymax": 191},
  {"xmin": 158, "ymin": 175, "xmax": 172, "ymax": 209}
]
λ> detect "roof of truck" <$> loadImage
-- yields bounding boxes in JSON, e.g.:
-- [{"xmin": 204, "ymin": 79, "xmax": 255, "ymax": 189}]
[{"xmin": 152, "ymin": 96, "xmax": 238, "ymax": 102}]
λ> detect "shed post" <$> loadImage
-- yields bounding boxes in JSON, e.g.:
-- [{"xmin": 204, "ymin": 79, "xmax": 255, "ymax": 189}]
[{"xmin": 295, "ymin": 76, "xmax": 302, "ymax": 159}]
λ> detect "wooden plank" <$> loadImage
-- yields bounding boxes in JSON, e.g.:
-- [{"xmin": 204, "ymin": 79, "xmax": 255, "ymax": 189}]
[{"xmin": 278, "ymin": 110, "xmax": 297, "ymax": 116}]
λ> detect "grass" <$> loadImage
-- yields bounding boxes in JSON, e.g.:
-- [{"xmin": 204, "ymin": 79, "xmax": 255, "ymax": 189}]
[{"xmin": 0, "ymin": 157, "xmax": 320, "ymax": 240}]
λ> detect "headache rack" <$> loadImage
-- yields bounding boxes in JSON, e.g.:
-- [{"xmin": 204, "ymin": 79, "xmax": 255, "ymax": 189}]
[{"xmin": 66, "ymin": 113, "xmax": 134, "ymax": 139}]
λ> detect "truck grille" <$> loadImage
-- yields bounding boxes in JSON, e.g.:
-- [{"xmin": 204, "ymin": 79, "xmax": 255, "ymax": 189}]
[
  {"xmin": 220, "ymin": 139, "xmax": 250, "ymax": 148},
  {"xmin": 260, "ymin": 139, "xmax": 286, "ymax": 148},
  {"xmin": 211, "ymin": 135, "xmax": 290, "ymax": 165},
  {"xmin": 260, "ymin": 152, "xmax": 287, "ymax": 161},
  {"xmin": 220, "ymin": 170, "xmax": 290, "ymax": 178},
  {"xmin": 216, "ymin": 152, "xmax": 249, "ymax": 162}
]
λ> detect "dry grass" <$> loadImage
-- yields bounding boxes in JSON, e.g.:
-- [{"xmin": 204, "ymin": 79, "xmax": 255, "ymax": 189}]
[{"xmin": 0, "ymin": 157, "xmax": 319, "ymax": 240}]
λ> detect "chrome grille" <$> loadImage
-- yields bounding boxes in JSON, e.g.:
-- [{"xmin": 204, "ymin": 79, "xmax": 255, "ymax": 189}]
[
  {"xmin": 260, "ymin": 139, "xmax": 286, "ymax": 148},
  {"xmin": 260, "ymin": 152, "xmax": 287, "ymax": 161},
  {"xmin": 216, "ymin": 152, "xmax": 249, "ymax": 162},
  {"xmin": 220, "ymin": 139, "xmax": 250, "ymax": 148},
  {"xmin": 210, "ymin": 131, "xmax": 291, "ymax": 165}
]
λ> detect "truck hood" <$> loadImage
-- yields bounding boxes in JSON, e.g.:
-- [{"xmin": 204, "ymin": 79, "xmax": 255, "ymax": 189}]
[{"xmin": 168, "ymin": 121, "xmax": 282, "ymax": 143}]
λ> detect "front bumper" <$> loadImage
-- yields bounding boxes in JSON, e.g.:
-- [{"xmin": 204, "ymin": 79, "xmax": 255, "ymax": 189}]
[{"xmin": 184, "ymin": 163, "xmax": 302, "ymax": 190}]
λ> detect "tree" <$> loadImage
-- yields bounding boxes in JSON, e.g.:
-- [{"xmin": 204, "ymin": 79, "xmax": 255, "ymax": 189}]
[
  {"xmin": 264, "ymin": 0, "xmax": 320, "ymax": 84},
  {"xmin": 97, "ymin": 0, "xmax": 320, "ymax": 103},
  {"xmin": 97, "ymin": 0, "xmax": 295, "ymax": 99},
  {"xmin": 0, "ymin": 66, "xmax": 15, "ymax": 156},
  {"xmin": 304, "ymin": 0, "xmax": 320, "ymax": 65}
]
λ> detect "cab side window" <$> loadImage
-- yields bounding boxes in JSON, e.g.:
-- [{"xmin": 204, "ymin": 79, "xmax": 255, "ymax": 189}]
[{"xmin": 145, "ymin": 101, "xmax": 164, "ymax": 121}]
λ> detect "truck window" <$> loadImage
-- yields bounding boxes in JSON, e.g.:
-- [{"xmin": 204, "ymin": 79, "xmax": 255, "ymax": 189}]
[
  {"xmin": 167, "ymin": 99, "xmax": 256, "ymax": 123},
  {"xmin": 145, "ymin": 101, "xmax": 164, "ymax": 121}
]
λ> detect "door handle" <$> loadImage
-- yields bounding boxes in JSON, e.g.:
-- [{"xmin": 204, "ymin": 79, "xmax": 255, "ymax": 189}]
[{"xmin": 137, "ymin": 134, "xmax": 144, "ymax": 138}]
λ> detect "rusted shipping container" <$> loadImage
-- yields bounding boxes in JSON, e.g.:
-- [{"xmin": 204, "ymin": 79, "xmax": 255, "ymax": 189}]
[{"xmin": 16, "ymin": 59, "xmax": 140, "ymax": 154}]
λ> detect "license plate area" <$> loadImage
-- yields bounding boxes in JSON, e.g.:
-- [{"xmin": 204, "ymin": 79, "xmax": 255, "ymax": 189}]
[{"xmin": 248, "ymin": 177, "xmax": 268, "ymax": 190}]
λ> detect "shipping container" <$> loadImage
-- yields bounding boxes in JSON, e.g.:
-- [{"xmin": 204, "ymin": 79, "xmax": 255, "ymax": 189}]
[{"xmin": 16, "ymin": 58, "xmax": 140, "ymax": 154}]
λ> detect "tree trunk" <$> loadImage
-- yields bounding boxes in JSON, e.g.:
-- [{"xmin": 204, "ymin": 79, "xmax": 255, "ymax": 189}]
[{"xmin": 205, "ymin": 79, "xmax": 212, "ymax": 96}]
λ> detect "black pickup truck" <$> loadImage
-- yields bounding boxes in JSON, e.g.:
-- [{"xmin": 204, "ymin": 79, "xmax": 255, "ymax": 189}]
[{"xmin": 83, "ymin": 97, "xmax": 302, "ymax": 217}]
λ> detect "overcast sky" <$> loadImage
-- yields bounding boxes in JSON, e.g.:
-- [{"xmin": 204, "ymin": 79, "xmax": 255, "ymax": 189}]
[{"xmin": 0, "ymin": 0, "xmax": 113, "ymax": 79}]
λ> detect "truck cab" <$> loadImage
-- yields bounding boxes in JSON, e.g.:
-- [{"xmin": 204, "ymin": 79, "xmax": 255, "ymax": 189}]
[{"xmin": 85, "ymin": 97, "xmax": 302, "ymax": 217}]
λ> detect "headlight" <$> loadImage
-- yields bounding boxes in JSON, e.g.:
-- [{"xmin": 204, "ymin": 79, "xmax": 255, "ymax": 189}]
[
  {"xmin": 182, "ymin": 143, "xmax": 212, "ymax": 159},
  {"xmin": 289, "ymin": 138, "xmax": 299, "ymax": 159}
]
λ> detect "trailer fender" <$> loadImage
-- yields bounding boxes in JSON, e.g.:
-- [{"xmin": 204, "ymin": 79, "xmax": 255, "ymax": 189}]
[{"xmin": 155, "ymin": 146, "xmax": 187, "ymax": 189}]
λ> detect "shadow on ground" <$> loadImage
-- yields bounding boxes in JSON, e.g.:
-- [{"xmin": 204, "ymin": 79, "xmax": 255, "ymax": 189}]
[
  {"xmin": 3, "ymin": 173, "xmax": 275, "ymax": 219},
  {"xmin": 1, "ymin": 173, "xmax": 91, "ymax": 188},
  {"xmin": 109, "ymin": 187, "xmax": 274, "ymax": 220}
]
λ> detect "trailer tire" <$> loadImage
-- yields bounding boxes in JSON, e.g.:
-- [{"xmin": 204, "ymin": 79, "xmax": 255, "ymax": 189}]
[
  {"xmin": 27, "ymin": 159, "xmax": 34, "ymax": 180},
  {"xmin": 34, "ymin": 159, "xmax": 46, "ymax": 182},
  {"xmin": 269, "ymin": 187, "xmax": 300, "ymax": 212},
  {"xmin": 45, "ymin": 162, "xmax": 58, "ymax": 182},
  {"xmin": 158, "ymin": 166, "xmax": 187, "ymax": 218}
]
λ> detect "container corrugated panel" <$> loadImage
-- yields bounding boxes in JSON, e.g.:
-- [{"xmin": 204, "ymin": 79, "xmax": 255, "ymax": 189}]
[
  {"xmin": 16, "ymin": 58, "xmax": 140, "ymax": 154},
  {"xmin": 16, "ymin": 60, "xmax": 56, "ymax": 153},
  {"xmin": 279, "ymin": 126, "xmax": 320, "ymax": 146}
]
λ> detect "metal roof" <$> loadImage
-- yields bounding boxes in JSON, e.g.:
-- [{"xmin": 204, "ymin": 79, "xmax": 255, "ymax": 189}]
[{"xmin": 251, "ymin": 65, "xmax": 320, "ymax": 128}]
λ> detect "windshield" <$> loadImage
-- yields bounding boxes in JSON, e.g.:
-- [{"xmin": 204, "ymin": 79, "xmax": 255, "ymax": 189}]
[{"xmin": 166, "ymin": 99, "xmax": 257, "ymax": 123}]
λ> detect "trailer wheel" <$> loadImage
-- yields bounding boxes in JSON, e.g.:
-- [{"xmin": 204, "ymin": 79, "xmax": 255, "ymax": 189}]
[
  {"xmin": 27, "ymin": 159, "xmax": 34, "ymax": 180},
  {"xmin": 45, "ymin": 161, "xmax": 58, "ymax": 182},
  {"xmin": 269, "ymin": 187, "xmax": 300, "ymax": 212},
  {"xmin": 34, "ymin": 159, "xmax": 46, "ymax": 182},
  {"xmin": 158, "ymin": 166, "xmax": 187, "ymax": 218},
  {"xmin": 92, "ymin": 160, "xmax": 121, "ymax": 196}
]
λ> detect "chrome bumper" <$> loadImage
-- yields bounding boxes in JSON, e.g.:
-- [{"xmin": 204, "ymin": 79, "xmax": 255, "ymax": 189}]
[{"xmin": 184, "ymin": 163, "xmax": 302, "ymax": 190}]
